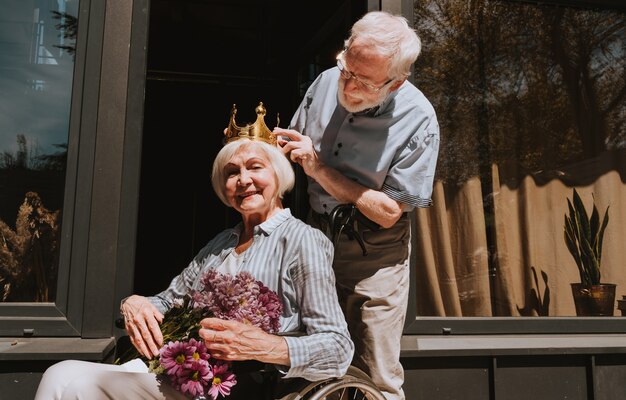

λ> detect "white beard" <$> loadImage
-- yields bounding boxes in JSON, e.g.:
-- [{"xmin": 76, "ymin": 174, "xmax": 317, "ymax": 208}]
[{"xmin": 337, "ymin": 78, "xmax": 391, "ymax": 113}]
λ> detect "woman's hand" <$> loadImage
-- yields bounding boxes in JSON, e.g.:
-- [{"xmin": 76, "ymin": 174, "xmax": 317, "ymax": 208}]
[
  {"xmin": 199, "ymin": 318, "xmax": 290, "ymax": 366},
  {"xmin": 121, "ymin": 295, "xmax": 164, "ymax": 359}
]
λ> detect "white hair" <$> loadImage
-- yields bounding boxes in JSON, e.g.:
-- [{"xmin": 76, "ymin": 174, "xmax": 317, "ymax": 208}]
[
  {"xmin": 211, "ymin": 140, "xmax": 295, "ymax": 207},
  {"xmin": 345, "ymin": 11, "xmax": 422, "ymax": 79}
]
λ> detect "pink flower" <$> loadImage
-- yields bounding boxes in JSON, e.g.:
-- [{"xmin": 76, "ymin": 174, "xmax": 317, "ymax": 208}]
[
  {"xmin": 177, "ymin": 359, "xmax": 213, "ymax": 397},
  {"xmin": 208, "ymin": 361, "xmax": 237, "ymax": 400},
  {"xmin": 187, "ymin": 338, "xmax": 210, "ymax": 364},
  {"xmin": 159, "ymin": 341, "xmax": 195, "ymax": 376}
]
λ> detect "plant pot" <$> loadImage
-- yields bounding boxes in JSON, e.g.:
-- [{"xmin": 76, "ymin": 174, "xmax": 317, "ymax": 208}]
[{"xmin": 571, "ymin": 283, "xmax": 616, "ymax": 316}]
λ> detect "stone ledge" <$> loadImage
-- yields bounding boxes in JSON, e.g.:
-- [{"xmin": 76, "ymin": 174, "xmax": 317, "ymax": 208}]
[
  {"xmin": 401, "ymin": 334, "xmax": 626, "ymax": 357},
  {"xmin": 0, "ymin": 337, "xmax": 115, "ymax": 361}
]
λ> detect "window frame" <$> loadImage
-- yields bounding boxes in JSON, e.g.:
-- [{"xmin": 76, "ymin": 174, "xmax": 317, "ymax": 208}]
[
  {"xmin": 4, "ymin": 0, "xmax": 622, "ymax": 338},
  {"xmin": 403, "ymin": 0, "xmax": 626, "ymax": 334},
  {"xmin": 0, "ymin": 0, "xmax": 147, "ymax": 338}
]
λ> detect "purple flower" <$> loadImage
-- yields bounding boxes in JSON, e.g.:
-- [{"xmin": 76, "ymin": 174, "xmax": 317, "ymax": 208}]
[
  {"xmin": 208, "ymin": 361, "xmax": 237, "ymax": 400},
  {"xmin": 191, "ymin": 290, "xmax": 215, "ymax": 310},
  {"xmin": 257, "ymin": 285, "xmax": 282, "ymax": 333},
  {"xmin": 153, "ymin": 271, "xmax": 283, "ymax": 398}
]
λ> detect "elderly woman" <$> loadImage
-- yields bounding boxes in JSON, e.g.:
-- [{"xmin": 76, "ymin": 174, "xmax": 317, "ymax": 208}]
[{"xmin": 35, "ymin": 139, "xmax": 354, "ymax": 400}]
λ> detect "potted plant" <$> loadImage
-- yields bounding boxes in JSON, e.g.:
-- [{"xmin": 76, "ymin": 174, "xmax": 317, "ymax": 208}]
[{"xmin": 563, "ymin": 188, "xmax": 615, "ymax": 316}]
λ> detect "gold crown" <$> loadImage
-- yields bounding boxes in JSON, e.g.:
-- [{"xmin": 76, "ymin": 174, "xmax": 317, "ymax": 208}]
[{"xmin": 224, "ymin": 102, "xmax": 279, "ymax": 145}]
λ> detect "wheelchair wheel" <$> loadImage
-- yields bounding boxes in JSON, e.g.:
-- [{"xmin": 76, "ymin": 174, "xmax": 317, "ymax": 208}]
[{"xmin": 284, "ymin": 366, "xmax": 386, "ymax": 400}]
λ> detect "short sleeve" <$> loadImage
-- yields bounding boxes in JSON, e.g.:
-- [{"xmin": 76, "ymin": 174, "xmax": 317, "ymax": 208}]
[{"xmin": 382, "ymin": 116, "xmax": 440, "ymax": 209}]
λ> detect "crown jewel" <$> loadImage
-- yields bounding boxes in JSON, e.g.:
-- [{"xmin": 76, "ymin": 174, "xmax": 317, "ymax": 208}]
[{"xmin": 224, "ymin": 102, "xmax": 279, "ymax": 145}]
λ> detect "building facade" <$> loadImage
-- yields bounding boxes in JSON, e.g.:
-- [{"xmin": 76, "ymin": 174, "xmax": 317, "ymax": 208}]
[{"xmin": 1, "ymin": 0, "xmax": 625, "ymax": 399}]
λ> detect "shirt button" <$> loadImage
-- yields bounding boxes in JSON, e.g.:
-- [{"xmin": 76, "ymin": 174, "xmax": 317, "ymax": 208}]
[
  {"xmin": 349, "ymin": 118, "xmax": 354, "ymax": 123},
  {"xmin": 334, "ymin": 151, "xmax": 339, "ymax": 156},
  {"xmin": 338, "ymin": 143, "xmax": 343, "ymax": 148}
]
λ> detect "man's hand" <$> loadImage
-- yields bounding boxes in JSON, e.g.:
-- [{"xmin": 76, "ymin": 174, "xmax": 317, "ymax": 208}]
[
  {"xmin": 199, "ymin": 318, "xmax": 290, "ymax": 366},
  {"xmin": 273, "ymin": 128, "xmax": 322, "ymax": 176},
  {"xmin": 121, "ymin": 295, "xmax": 164, "ymax": 359},
  {"xmin": 272, "ymin": 128, "xmax": 404, "ymax": 228}
]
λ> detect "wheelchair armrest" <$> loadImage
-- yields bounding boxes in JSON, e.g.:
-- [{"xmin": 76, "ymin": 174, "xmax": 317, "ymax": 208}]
[{"xmin": 115, "ymin": 316, "xmax": 125, "ymax": 329}]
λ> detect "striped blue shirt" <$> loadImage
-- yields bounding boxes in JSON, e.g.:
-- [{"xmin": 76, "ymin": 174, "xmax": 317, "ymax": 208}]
[
  {"xmin": 148, "ymin": 209, "xmax": 354, "ymax": 381},
  {"xmin": 289, "ymin": 67, "xmax": 440, "ymax": 214}
]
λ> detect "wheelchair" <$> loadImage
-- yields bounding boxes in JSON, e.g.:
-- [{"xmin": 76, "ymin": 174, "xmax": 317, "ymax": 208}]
[
  {"xmin": 282, "ymin": 365, "xmax": 385, "ymax": 400},
  {"xmin": 115, "ymin": 323, "xmax": 386, "ymax": 400}
]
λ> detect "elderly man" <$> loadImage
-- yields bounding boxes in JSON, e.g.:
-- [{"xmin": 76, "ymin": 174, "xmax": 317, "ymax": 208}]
[{"xmin": 274, "ymin": 11, "xmax": 440, "ymax": 400}]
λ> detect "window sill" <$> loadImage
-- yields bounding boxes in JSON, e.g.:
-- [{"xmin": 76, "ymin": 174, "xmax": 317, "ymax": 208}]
[
  {"xmin": 401, "ymin": 334, "xmax": 626, "ymax": 357},
  {"xmin": 0, "ymin": 337, "xmax": 115, "ymax": 361}
]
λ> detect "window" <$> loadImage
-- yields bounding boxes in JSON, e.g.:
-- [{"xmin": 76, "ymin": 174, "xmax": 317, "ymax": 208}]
[
  {"xmin": 412, "ymin": 0, "xmax": 626, "ymax": 320},
  {"xmin": 1, "ymin": 0, "xmax": 78, "ymax": 303}
]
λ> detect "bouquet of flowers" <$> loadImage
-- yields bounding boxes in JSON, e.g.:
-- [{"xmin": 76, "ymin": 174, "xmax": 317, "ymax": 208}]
[{"xmin": 117, "ymin": 270, "xmax": 282, "ymax": 399}]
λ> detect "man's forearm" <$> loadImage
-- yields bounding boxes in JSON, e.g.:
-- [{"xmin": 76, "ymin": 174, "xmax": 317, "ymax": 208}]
[
  {"xmin": 310, "ymin": 164, "xmax": 404, "ymax": 228},
  {"xmin": 274, "ymin": 127, "xmax": 405, "ymax": 228}
]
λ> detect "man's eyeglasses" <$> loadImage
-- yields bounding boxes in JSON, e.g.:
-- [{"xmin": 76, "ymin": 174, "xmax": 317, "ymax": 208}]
[{"xmin": 336, "ymin": 50, "xmax": 394, "ymax": 94}]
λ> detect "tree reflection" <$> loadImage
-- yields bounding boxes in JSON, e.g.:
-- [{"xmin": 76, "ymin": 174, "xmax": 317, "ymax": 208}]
[
  {"xmin": 0, "ymin": 192, "xmax": 60, "ymax": 302},
  {"xmin": 415, "ymin": 0, "xmax": 626, "ymax": 186},
  {"xmin": 1, "ymin": 134, "xmax": 67, "ymax": 171},
  {"xmin": 0, "ymin": 135, "xmax": 66, "ymax": 302},
  {"xmin": 52, "ymin": 11, "xmax": 78, "ymax": 58}
]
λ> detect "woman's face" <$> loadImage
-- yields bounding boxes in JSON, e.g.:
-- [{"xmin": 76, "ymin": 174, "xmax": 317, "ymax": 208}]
[{"xmin": 223, "ymin": 146, "xmax": 280, "ymax": 220}]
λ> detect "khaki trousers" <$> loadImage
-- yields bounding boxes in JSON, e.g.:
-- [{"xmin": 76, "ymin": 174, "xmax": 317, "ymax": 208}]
[{"xmin": 310, "ymin": 212, "xmax": 410, "ymax": 400}]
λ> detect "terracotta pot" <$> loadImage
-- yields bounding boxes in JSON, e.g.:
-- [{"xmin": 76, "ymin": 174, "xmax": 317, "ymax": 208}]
[{"xmin": 571, "ymin": 283, "xmax": 616, "ymax": 316}]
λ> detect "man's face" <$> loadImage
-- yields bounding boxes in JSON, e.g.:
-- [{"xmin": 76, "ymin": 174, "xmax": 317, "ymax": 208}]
[
  {"xmin": 338, "ymin": 78, "xmax": 392, "ymax": 113},
  {"xmin": 336, "ymin": 41, "xmax": 395, "ymax": 113}
]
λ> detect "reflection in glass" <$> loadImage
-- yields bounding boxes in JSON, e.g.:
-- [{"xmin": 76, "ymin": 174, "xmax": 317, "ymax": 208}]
[
  {"xmin": 0, "ymin": 0, "xmax": 79, "ymax": 302},
  {"xmin": 413, "ymin": 1, "xmax": 625, "ymax": 317}
]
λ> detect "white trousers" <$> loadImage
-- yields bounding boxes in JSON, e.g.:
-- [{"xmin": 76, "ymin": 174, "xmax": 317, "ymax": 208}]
[
  {"xmin": 34, "ymin": 359, "xmax": 189, "ymax": 400},
  {"xmin": 35, "ymin": 359, "xmax": 303, "ymax": 400}
]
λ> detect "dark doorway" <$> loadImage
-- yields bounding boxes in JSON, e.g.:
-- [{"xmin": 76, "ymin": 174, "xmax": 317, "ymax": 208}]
[{"xmin": 133, "ymin": 0, "xmax": 366, "ymax": 295}]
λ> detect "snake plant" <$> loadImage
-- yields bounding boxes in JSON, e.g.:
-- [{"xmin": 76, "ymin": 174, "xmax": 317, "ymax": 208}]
[{"xmin": 563, "ymin": 188, "xmax": 609, "ymax": 286}]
